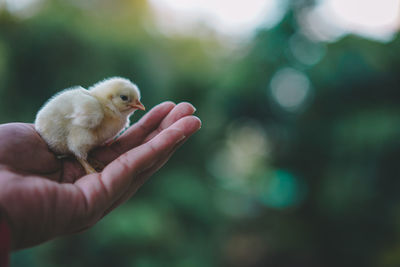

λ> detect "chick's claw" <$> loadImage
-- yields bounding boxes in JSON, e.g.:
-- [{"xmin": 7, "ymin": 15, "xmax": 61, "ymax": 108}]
[
  {"xmin": 76, "ymin": 157, "xmax": 97, "ymax": 174},
  {"xmin": 104, "ymin": 138, "xmax": 115, "ymax": 147},
  {"xmin": 88, "ymin": 157, "xmax": 106, "ymax": 172}
]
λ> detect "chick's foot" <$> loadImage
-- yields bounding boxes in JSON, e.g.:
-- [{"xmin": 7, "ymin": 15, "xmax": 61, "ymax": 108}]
[
  {"xmin": 76, "ymin": 157, "xmax": 97, "ymax": 174},
  {"xmin": 88, "ymin": 157, "xmax": 105, "ymax": 172}
]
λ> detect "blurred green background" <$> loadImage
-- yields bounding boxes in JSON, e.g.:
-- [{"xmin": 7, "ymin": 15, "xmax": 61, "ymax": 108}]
[{"xmin": 2, "ymin": 0, "xmax": 400, "ymax": 266}]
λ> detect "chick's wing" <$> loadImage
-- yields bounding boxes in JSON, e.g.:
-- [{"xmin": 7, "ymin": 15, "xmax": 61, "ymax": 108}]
[{"xmin": 66, "ymin": 90, "xmax": 104, "ymax": 129}]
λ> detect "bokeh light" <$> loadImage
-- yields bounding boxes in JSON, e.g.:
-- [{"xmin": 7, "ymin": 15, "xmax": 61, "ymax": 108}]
[
  {"xmin": 4, "ymin": 0, "xmax": 43, "ymax": 17},
  {"xmin": 259, "ymin": 170, "xmax": 306, "ymax": 209},
  {"xmin": 301, "ymin": 0, "xmax": 400, "ymax": 42},
  {"xmin": 149, "ymin": 0, "xmax": 288, "ymax": 38},
  {"xmin": 208, "ymin": 120, "xmax": 271, "ymax": 191},
  {"xmin": 289, "ymin": 33, "xmax": 326, "ymax": 66},
  {"xmin": 269, "ymin": 68, "xmax": 311, "ymax": 112}
]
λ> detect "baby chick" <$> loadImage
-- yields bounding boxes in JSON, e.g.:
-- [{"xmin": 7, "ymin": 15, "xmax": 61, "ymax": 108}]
[{"xmin": 35, "ymin": 77, "xmax": 145, "ymax": 174}]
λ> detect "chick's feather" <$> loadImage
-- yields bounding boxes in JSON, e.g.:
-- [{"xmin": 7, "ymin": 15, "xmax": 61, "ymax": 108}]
[
  {"xmin": 35, "ymin": 87, "xmax": 103, "ymax": 157},
  {"xmin": 67, "ymin": 92, "xmax": 103, "ymax": 128}
]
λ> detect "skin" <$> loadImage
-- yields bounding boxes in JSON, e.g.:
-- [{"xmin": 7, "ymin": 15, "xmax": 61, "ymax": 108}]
[{"xmin": 0, "ymin": 101, "xmax": 201, "ymax": 250}]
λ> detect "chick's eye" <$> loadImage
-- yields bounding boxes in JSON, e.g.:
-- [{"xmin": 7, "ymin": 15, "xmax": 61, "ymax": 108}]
[{"xmin": 120, "ymin": 95, "xmax": 128, "ymax": 101}]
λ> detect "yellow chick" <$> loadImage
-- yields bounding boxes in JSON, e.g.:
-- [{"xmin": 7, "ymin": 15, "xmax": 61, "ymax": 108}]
[{"xmin": 35, "ymin": 77, "xmax": 145, "ymax": 174}]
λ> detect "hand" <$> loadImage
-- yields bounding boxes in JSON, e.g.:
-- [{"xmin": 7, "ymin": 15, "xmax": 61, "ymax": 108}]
[{"xmin": 0, "ymin": 102, "xmax": 201, "ymax": 250}]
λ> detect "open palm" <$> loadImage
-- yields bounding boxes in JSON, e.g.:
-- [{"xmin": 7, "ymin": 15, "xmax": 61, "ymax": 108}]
[{"xmin": 0, "ymin": 102, "xmax": 200, "ymax": 250}]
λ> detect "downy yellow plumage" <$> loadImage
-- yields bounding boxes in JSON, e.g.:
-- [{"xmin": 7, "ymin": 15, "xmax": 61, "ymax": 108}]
[{"xmin": 35, "ymin": 77, "xmax": 145, "ymax": 174}]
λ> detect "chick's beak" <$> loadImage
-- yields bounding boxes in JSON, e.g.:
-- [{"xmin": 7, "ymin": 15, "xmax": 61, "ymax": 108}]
[{"xmin": 130, "ymin": 100, "xmax": 145, "ymax": 111}]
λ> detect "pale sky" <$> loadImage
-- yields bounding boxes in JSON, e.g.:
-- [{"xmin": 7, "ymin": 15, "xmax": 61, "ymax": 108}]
[
  {"xmin": 149, "ymin": 0, "xmax": 400, "ymax": 42},
  {"xmin": 305, "ymin": 0, "xmax": 400, "ymax": 42},
  {"xmin": 4, "ymin": 0, "xmax": 400, "ymax": 42},
  {"xmin": 148, "ymin": 0, "xmax": 287, "ymax": 37}
]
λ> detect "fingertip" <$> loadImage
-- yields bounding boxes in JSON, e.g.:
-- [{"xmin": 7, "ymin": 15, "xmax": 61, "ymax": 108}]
[
  {"xmin": 192, "ymin": 116, "xmax": 202, "ymax": 130},
  {"xmin": 175, "ymin": 102, "xmax": 196, "ymax": 115},
  {"xmin": 168, "ymin": 116, "xmax": 202, "ymax": 137},
  {"xmin": 187, "ymin": 115, "xmax": 202, "ymax": 129},
  {"xmin": 186, "ymin": 116, "xmax": 202, "ymax": 135},
  {"xmin": 160, "ymin": 101, "xmax": 176, "ymax": 107},
  {"xmin": 155, "ymin": 101, "xmax": 176, "ymax": 112}
]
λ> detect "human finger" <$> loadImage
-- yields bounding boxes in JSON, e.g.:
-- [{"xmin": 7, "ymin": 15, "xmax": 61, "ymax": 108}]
[
  {"xmin": 75, "ymin": 116, "xmax": 200, "ymax": 216},
  {"xmin": 143, "ymin": 102, "xmax": 196, "ymax": 143},
  {"xmin": 91, "ymin": 101, "xmax": 176, "ymax": 163},
  {"xmin": 102, "ymin": 116, "xmax": 201, "ymax": 214}
]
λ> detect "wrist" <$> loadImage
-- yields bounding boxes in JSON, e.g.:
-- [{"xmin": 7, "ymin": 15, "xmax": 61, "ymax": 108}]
[
  {"xmin": 0, "ymin": 208, "xmax": 11, "ymax": 266},
  {"xmin": 0, "ymin": 175, "xmax": 17, "ymax": 251}
]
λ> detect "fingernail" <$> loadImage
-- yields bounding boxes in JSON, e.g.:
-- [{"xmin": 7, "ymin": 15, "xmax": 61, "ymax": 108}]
[
  {"xmin": 196, "ymin": 117, "xmax": 202, "ymax": 129},
  {"xmin": 177, "ymin": 135, "xmax": 186, "ymax": 144}
]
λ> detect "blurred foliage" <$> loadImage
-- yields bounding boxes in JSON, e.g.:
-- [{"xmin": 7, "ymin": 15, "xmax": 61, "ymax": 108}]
[{"xmin": 2, "ymin": 0, "xmax": 400, "ymax": 266}]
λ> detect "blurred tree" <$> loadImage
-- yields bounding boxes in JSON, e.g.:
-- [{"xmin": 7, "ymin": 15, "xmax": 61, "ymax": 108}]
[{"xmin": 2, "ymin": 0, "xmax": 400, "ymax": 266}]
